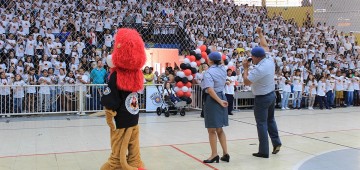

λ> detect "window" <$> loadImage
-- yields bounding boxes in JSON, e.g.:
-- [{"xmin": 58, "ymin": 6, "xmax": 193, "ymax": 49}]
[
  {"xmin": 234, "ymin": 0, "xmax": 262, "ymax": 6},
  {"xmin": 266, "ymin": 0, "xmax": 302, "ymax": 7}
]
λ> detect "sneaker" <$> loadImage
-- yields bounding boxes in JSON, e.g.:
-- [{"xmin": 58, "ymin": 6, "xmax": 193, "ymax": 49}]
[
  {"xmin": 281, "ymin": 107, "xmax": 286, "ymax": 110},
  {"xmin": 285, "ymin": 107, "xmax": 290, "ymax": 110},
  {"xmin": 308, "ymin": 107, "xmax": 313, "ymax": 110}
]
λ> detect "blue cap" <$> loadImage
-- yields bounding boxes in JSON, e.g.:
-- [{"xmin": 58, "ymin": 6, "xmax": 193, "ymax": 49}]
[
  {"xmin": 251, "ymin": 47, "xmax": 266, "ymax": 58},
  {"xmin": 208, "ymin": 52, "xmax": 221, "ymax": 61}
]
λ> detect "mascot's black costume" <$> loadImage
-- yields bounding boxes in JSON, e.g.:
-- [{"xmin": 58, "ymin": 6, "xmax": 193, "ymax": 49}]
[{"xmin": 100, "ymin": 28, "xmax": 146, "ymax": 170}]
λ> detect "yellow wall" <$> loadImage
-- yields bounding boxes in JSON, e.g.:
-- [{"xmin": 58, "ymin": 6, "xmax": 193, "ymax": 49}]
[
  {"xmin": 267, "ymin": 6, "xmax": 314, "ymax": 26},
  {"xmin": 354, "ymin": 33, "xmax": 360, "ymax": 44}
]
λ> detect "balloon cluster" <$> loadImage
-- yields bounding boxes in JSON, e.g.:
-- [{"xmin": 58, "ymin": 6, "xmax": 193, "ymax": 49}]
[{"xmin": 174, "ymin": 45, "xmax": 211, "ymax": 104}]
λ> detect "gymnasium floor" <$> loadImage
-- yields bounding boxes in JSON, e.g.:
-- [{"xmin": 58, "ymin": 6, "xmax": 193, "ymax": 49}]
[{"xmin": 0, "ymin": 107, "xmax": 359, "ymax": 170}]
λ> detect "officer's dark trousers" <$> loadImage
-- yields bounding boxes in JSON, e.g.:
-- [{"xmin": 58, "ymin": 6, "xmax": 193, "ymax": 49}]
[{"xmin": 254, "ymin": 91, "xmax": 282, "ymax": 155}]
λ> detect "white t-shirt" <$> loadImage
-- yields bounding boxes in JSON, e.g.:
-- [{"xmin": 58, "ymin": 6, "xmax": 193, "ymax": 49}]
[
  {"xmin": 64, "ymin": 77, "xmax": 76, "ymax": 93},
  {"xmin": 224, "ymin": 76, "xmax": 236, "ymax": 95},
  {"xmin": 25, "ymin": 74, "xmax": 37, "ymax": 93},
  {"xmin": 12, "ymin": 80, "xmax": 26, "ymax": 98},
  {"xmin": 25, "ymin": 39, "xmax": 36, "ymax": 55},
  {"xmin": 21, "ymin": 20, "xmax": 30, "ymax": 35},
  {"xmin": 317, "ymin": 81, "xmax": 326, "ymax": 96},
  {"xmin": 292, "ymin": 76, "xmax": 303, "ymax": 92},
  {"xmin": 307, "ymin": 80, "xmax": 317, "ymax": 95},
  {"xmin": 104, "ymin": 34, "xmax": 113, "ymax": 47},
  {"xmin": 0, "ymin": 78, "xmax": 11, "ymax": 95},
  {"xmin": 335, "ymin": 76, "xmax": 344, "ymax": 91},
  {"xmin": 38, "ymin": 76, "xmax": 51, "ymax": 94},
  {"xmin": 345, "ymin": 78, "xmax": 354, "ymax": 92},
  {"xmin": 283, "ymin": 84, "xmax": 291, "ymax": 93},
  {"xmin": 75, "ymin": 74, "xmax": 89, "ymax": 92},
  {"xmin": 64, "ymin": 41, "xmax": 73, "ymax": 55},
  {"xmin": 353, "ymin": 77, "xmax": 360, "ymax": 90}
]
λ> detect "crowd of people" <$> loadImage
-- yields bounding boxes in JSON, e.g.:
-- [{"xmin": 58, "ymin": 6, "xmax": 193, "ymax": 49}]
[{"xmin": 0, "ymin": 0, "xmax": 360, "ymax": 114}]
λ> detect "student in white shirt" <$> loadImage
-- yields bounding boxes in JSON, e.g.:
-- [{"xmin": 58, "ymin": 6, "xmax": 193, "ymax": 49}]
[
  {"xmin": 25, "ymin": 68, "xmax": 37, "ymax": 113},
  {"xmin": 64, "ymin": 36, "xmax": 73, "ymax": 58},
  {"xmin": 48, "ymin": 68, "xmax": 58, "ymax": 112},
  {"xmin": 225, "ymin": 69, "xmax": 236, "ymax": 115},
  {"xmin": 15, "ymin": 38, "xmax": 25, "ymax": 59},
  {"xmin": 104, "ymin": 29, "xmax": 113, "ymax": 49},
  {"xmin": 64, "ymin": 71, "xmax": 76, "ymax": 111},
  {"xmin": 326, "ymin": 75, "xmax": 336, "ymax": 108},
  {"xmin": 75, "ymin": 68, "xmax": 89, "ymax": 114},
  {"xmin": 292, "ymin": 69, "xmax": 303, "ymax": 109},
  {"xmin": 57, "ymin": 68, "xmax": 67, "ymax": 111},
  {"xmin": 335, "ymin": 71, "xmax": 345, "ymax": 107},
  {"xmin": 12, "ymin": 74, "xmax": 26, "ymax": 113},
  {"xmin": 38, "ymin": 69, "xmax": 51, "ymax": 112},
  {"xmin": 345, "ymin": 75, "xmax": 354, "ymax": 106},
  {"xmin": 317, "ymin": 76, "xmax": 329, "ymax": 110},
  {"xmin": 0, "ymin": 71, "xmax": 11, "ymax": 113},
  {"xmin": 306, "ymin": 74, "xmax": 317, "ymax": 110},
  {"xmin": 281, "ymin": 79, "xmax": 292, "ymax": 110},
  {"xmin": 353, "ymin": 74, "xmax": 360, "ymax": 106}
]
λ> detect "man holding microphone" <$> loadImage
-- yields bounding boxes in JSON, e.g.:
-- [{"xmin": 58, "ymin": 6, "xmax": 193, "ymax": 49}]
[{"xmin": 242, "ymin": 27, "xmax": 282, "ymax": 158}]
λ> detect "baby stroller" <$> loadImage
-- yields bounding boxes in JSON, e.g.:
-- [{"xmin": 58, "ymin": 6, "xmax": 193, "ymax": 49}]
[{"xmin": 156, "ymin": 84, "xmax": 187, "ymax": 117}]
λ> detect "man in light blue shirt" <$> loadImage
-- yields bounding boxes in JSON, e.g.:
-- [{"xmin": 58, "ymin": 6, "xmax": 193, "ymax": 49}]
[
  {"xmin": 90, "ymin": 60, "xmax": 107, "ymax": 109},
  {"xmin": 242, "ymin": 27, "xmax": 282, "ymax": 158}
]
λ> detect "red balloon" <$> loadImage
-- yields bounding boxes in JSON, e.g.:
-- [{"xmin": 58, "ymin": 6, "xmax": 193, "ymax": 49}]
[
  {"xmin": 176, "ymin": 90, "xmax": 184, "ymax": 97},
  {"xmin": 201, "ymin": 52, "xmax": 207, "ymax": 58},
  {"xmin": 186, "ymin": 82, "xmax": 192, "ymax": 88},
  {"xmin": 189, "ymin": 55, "xmax": 196, "ymax": 62},
  {"xmin": 183, "ymin": 69, "xmax": 191, "ymax": 76},
  {"xmin": 184, "ymin": 91, "xmax": 191, "ymax": 97},
  {"xmin": 200, "ymin": 45, "xmax": 207, "ymax": 52},
  {"xmin": 235, "ymin": 81, "xmax": 239, "ymax": 86},
  {"xmin": 229, "ymin": 66, "xmax": 235, "ymax": 71},
  {"xmin": 222, "ymin": 55, "xmax": 226, "ymax": 61},
  {"xmin": 176, "ymin": 82, "xmax": 184, "ymax": 88},
  {"xmin": 196, "ymin": 60, "xmax": 201, "ymax": 66}
]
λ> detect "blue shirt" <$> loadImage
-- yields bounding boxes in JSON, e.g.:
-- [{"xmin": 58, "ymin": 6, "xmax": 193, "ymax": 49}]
[
  {"xmin": 248, "ymin": 57, "xmax": 275, "ymax": 95},
  {"xmin": 90, "ymin": 67, "xmax": 107, "ymax": 84},
  {"xmin": 201, "ymin": 65, "xmax": 227, "ymax": 93}
]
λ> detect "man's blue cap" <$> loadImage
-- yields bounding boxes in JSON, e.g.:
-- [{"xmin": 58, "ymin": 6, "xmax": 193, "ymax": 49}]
[
  {"xmin": 251, "ymin": 47, "xmax": 266, "ymax": 58},
  {"xmin": 208, "ymin": 52, "xmax": 221, "ymax": 61}
]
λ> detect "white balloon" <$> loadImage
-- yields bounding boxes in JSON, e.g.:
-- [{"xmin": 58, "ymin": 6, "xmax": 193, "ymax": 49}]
[
  {"xmin": 195, "ymin": 49, "xmax": 201, "ymax": 54},
  {"xmin": 174, "ymin": 87, "xmax": 179, "ymax": 92},
  {"xmin": 183, "ymin": 58, "xmax": 190, "ymax": 64},
  {"xmin": 182, "ymin": 86, "xmax": 189, "ymax": 92},
  {"xmin": 106, "ymin": 55, "xmax": 114, "ymax": 68},
  {"xmin": 200, "ymin": 58, "xmax": 205, "ymax": 63},
  {"xmin": 188, "ymin": 88, "xmax": 192, "ymax": 92},
  {"xmin": 190, "ymin": 62, "xmax": 197, "ymax": 68},
  {"xmin": 187, "ymin": 75, "xmax": 193, "ymax": 81},
  {"xmin": 177, "ymin": 71, "xmax": 185, "ymax": 78},
  {"xmin": 228, "ymin": 61, "xmax": 234, "ymax": 67}
]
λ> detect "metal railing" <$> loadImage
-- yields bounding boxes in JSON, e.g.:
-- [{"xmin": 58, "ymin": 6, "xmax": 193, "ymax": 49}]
[{"xmin": 0, "ymin": 84, "xmax": 257, "ymax": 116}]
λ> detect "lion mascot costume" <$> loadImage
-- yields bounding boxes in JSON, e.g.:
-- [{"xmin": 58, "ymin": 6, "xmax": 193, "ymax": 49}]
[{"xmin": 100, "ymin": 28, "xmax": 146, "ymax": 170}]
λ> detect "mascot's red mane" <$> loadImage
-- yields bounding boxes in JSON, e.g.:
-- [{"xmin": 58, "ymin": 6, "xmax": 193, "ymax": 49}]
[{"xmin": 110, "ymin": 28, "xmax": 146, "ymax": 92}]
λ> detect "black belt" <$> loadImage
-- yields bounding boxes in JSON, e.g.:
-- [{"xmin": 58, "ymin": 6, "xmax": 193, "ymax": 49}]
[{"xmin": 255, "ymin": 91, "xmax": 274, "ymax": 97}]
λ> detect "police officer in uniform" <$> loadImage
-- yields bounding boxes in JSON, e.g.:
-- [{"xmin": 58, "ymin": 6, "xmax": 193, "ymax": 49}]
[
  {"xmin": 201, "ymin": 52, "xmax": 230, "ymax": 163},
  {"xmin": 243, "ymin": 27, "xmax": 282, "ymax": 158}
]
